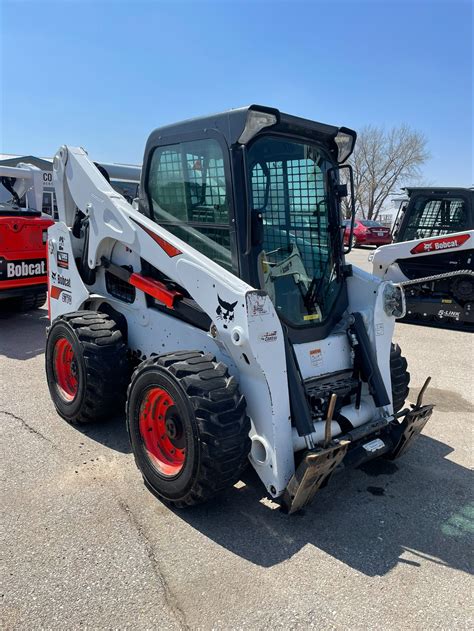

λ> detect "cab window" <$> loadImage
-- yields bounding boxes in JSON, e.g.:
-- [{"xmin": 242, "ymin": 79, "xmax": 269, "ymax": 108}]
[
  {"xmin": 147, "ymin": 138, "xmax": 232, "ymax": 271},
  {"xmin": 403, "ymin": 196, "xmax": 467, "ymax": 240}
]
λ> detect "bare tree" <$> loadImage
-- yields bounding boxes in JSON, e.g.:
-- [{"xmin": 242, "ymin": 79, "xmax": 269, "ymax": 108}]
[{"xmin": 342, "ymin": 125, "xmax": 429, "ymax": 220}]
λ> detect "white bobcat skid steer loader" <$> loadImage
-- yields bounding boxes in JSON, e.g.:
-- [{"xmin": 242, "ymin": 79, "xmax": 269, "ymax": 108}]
[
  {"xmin": 372, "ymin": 187, "xmax": 474, "ymax": 331},
  {"xmin": 45, "ymin": 106, "xmax": 433, "ymax": 513}
]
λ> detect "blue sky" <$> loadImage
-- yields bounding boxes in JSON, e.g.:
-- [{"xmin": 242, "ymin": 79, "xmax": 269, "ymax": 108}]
[{"xmin": 1, "ymin": 0, "xmax": 472, "ymax": 186}]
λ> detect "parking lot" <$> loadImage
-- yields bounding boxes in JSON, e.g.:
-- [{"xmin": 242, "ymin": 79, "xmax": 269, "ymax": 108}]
[{"xmin": 1, "ymin": 247, "xmax": 472, "ymax": 630}]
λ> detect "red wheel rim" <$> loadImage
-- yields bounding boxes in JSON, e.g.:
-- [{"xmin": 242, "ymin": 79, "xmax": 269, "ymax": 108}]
[
  {"xmin": 53, "ymin": 338, "xmax": 78, "ymax": 401},
  {"xmin": 139, "ymin": 387, "xmax": 186, "ymax": 477}
]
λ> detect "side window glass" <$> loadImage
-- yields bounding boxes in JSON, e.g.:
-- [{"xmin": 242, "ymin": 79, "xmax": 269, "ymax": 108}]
[
  {"xmin": 147, "ymin": 139, "xmax": 232, "ymax": 271},
  {"xmin": 149, "ymin": 148, "xmax": 186, "ymax": 220}
]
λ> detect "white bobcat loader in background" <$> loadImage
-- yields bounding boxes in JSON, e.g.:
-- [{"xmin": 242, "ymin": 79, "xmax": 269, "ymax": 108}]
[
  {"xmin": 45, "ymin": 106, "xmax": 433, "ymax": 513},
  {"xmin": 372, "ymin": 187, "xmax": 474, "ymax": 331}
]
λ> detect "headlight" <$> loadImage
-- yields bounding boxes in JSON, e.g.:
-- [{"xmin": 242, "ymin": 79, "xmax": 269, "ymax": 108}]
[
  {"xmin": 335, "ymin": 128, "xmax": 356, "ymax": 163},
  {"xmin": 383, "ymin": 283, "xmax": 405, "ymax": 318},
  {"xmin": 238, "ymin": 110, "xmax": 277, "ymax": 144}
]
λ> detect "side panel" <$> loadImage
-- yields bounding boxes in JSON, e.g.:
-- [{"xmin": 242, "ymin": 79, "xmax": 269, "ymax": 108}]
[{"xmin": 48, "ymin": 222, "xmax": 89, "ymax": 317}]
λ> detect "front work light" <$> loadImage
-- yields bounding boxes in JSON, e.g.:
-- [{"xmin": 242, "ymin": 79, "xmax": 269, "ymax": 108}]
[
  {"xmin": 335, "ymin": 129, "xmax": 356, "ymax": 163},
  {"xmin": 383, "ymin": 283, "xmax": 405, "ymax": 319},
  {"xmin": 238, "ymin": 110, "xmax": 277, "ymax": 144}
]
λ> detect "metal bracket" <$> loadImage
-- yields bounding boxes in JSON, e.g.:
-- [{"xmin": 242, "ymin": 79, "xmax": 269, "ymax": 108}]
[
  {"xmin": 388, "ymin": 403, "xmax": 433, "ymax": 460},
  {"xmin": 281, "ymin": 440, "xmax": 350, "ymax": 514},
  {"xmin": 415, "ymin": 376, "xmax": 431, "ymax": 408}
]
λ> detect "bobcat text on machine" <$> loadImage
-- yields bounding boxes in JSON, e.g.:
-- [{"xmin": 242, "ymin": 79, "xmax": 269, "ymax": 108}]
[
  {"xmin": 0, "ymin": 164, "xmax": 54, "ymax": 311},
  {"xmin": 45, "ymin": 106, "xmax": 433, "ymax": 513},
  {"xmin": 372, "ymin": 187, "xmax": 473, "ymax": 331}
]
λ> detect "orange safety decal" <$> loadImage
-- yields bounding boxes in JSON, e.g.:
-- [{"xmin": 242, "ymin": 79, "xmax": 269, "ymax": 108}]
[
  {"xmin": 131, "ymin": 219, "xmax": 182, "ymax": 257},
  {"xmin": 50, "ymin": 285, "xmax": 64, "ymax": 300}
]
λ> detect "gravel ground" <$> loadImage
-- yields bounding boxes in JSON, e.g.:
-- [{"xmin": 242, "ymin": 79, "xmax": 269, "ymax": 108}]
[{"xmin": 1, "ymin": 247, "xmax": 472, "ymax": 629}]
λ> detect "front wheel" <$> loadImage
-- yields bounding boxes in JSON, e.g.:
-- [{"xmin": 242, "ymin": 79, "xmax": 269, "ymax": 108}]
[
  {"xmin": 351, "ymin": 235, "xmax": 357, "ymax": 248},
  {"xmin": 127, "ymin": 351, "xmax": 250, "ymax": 507}
]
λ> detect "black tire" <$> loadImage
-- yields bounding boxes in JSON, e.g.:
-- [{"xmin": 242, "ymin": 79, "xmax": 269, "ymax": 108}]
[
  {"xmin": 34, "ymin": 291, "xmax": 47, "ymax": 309},
  {"xmin": 390, "ymin": 343, "xmax": 410, "ymax": 413},
  {"xmin": 451, "ymin": 276, "xmax": 474, "ymax": 302},
  {"xmin": 5, "ymin": 291, "xmax": 47, "ymax": 312},
  {"xmin": 18, "ymin": 293, "xmax": 37, "ymax": 311},
  {"xmin": 46, "ymin": 311, "xmax": 129, "ymax": 424},
  {"xmin": 127, "ymin": 351, "xmax": 250, "ymax": 508}
]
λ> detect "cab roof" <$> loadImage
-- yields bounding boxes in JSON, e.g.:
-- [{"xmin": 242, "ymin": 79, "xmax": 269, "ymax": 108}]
[
  {"xmin": 405, "ymin": 187, "xmax": 474, "ymax": 195},
  {"xmin": 145, "ymin": 105, "xmax": 356, "ymax": 160}
]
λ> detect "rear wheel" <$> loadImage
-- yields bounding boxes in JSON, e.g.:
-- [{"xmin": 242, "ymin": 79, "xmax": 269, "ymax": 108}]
[
  {"xmin": 351, "ymin": 235, "xmax": 357, "ymax": 248},
  {"xmin": 33, "ymin": 291, "xmax": 47, "ymax": 309},
  {"xmin": 18, "ymin": 293, "xmax": 37, "ymax": 311},
  {"xmin": 46, "ymin": 311, "xmax": 129, "ymax": 424},
  {"xmin": 127, "ymin": 351, "xmax": 250, "ymax": 507},
  {"xmin": 390, "ymin": 343, "xmax": 410, "ymax": 413},
  {"xmin": 0, "ymin": 291, "xmax": 47, "ymax": 312}
]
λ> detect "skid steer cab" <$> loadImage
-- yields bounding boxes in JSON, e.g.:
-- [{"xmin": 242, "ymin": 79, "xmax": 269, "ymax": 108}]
[
  {"xmin": 45, "ymin": 106, "xmax": 433, "ymax": 513},
  {"xmin": 372, "ymin": 187, "xmax": 474, "ymax": 332}
]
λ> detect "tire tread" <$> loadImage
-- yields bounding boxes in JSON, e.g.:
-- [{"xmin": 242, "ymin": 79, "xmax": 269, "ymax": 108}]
[
  {"xmin": 390, "ymin": 343, "xmax": 410, "ymax": 413},
  {"xmin": 127, "ymin": 350, "xmax": 250, "ymax": 507}
]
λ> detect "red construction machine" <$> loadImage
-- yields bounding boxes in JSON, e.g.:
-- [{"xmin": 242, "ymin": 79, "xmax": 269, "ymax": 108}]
[{"xmin": 0, "ymin": 164, "xmax": 53, "ymax": 311}]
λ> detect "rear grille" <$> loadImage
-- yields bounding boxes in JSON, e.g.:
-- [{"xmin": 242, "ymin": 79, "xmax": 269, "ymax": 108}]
[{"xmin": 105, "ymin": 271, "xmax": 135, "ymax": 303}]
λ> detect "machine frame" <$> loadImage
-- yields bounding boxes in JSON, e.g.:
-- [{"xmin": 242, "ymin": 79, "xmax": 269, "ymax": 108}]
[{"xmin": 46, "ymin": 107, "xmax": 432, "ymax": 511}]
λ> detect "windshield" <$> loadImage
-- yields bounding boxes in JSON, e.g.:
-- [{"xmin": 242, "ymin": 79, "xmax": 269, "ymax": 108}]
[{"xmin": 247, "ymin": 136, "xmax": 342, "ymax": 326}]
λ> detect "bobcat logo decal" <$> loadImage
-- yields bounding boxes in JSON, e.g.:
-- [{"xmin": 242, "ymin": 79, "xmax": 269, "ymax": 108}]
[{"xmin": 216, "ymin": 295, "xmax": 238, "ymax": 329}]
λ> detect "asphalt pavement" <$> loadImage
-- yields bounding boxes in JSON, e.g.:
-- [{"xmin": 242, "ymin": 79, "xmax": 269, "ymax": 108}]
[{"xmin": 1, "ymin": 247, "xmax": 473, "ymax": 629}]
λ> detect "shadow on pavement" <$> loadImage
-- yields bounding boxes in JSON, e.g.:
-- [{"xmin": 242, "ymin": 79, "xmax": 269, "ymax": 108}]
[
  {"xmin": 72, "ymin": 413, "xmax": 132, "ymax": 454},
  {"xmin": 0, "ymin": 307, "xmax": 49, "ymax": 360},
  {"xmin": 172, "ymin": 435, "xmax": 473, "ymax": 576}
]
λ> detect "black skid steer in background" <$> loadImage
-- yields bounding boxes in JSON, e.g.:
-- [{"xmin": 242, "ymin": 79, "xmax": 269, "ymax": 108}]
[{"xmin": 372, "ymin": 187, "xmax": 473, "ymax": 331}]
